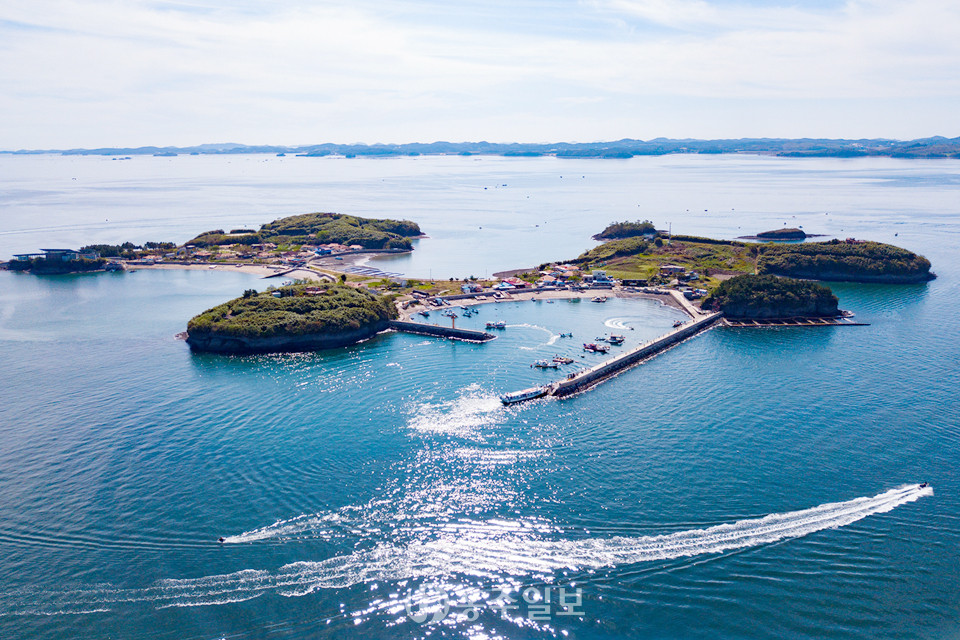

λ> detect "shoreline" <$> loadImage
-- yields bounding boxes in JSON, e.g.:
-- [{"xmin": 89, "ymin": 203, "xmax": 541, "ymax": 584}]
[
  {"xmin": 122, "ymin": 261, "xmax": 334, "ymax": 282},
  {"xmin": 397, "ymin": 287, "xmax": 691, "ymax": 322}
]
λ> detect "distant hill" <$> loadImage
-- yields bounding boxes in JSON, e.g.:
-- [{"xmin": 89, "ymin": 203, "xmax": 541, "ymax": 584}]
[{"xmin": 5, "ymin": 137, "xmax": 960, "ymax": 159}]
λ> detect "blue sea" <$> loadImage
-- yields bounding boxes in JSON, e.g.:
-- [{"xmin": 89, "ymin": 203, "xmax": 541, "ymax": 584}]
[{"xmin": 0, "ymin": 154, "xmax": 958, "ymax": 639}]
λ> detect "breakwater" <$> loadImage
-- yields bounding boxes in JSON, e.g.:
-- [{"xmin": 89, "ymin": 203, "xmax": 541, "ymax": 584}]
[
  {"xmin": 550, "ymin": 312, "xmax": 721, "ymax": 397},
  {"xmin": 387, "ymin": 320, "xmax": 496, "ymax": 342}
]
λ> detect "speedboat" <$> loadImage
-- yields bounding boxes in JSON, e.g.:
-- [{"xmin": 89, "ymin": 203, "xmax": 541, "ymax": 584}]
[
  {"xmin": 591, "ymin": 296, "xmax": 608, "ymax": 303},
  {"xmin": 486, "ymin": 321, "xmax": 506, "ymax": 329},
  {"xmin": 418, "ymin": 310, "xmax": 430, "ymax": 317},
  {"xmin": 673, "ymin": 320, "xmax": 684, "ymax": 328},
  {"xmin": 608, "ymin": 335, "xmax": 625, "ymax": 345},
  {"xmin": 553, "ymin": 356, "xmax": 574, "ymax": 364},
  {"xmin": 559, "ymin": 332, "xmax": 573, "ymax": 338},
  {"xmin": 500, "ymin": 386, "xmax": 549, "ymax": 405}
]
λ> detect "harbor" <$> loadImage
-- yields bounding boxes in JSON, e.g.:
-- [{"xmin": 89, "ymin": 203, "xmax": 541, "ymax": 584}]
[{"xmin": 501, "ymin": 311, "xmax": 722, "ymax": 404}]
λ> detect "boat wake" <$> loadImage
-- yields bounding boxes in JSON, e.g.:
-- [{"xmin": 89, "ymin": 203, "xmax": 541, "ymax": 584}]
[
  {"xmin": 405, "ymin": 384, "xmax": 504, "ymax": 436},
  {"xmin": 1, "ymin": 485, "xmax": 931, "ymax": 615}
]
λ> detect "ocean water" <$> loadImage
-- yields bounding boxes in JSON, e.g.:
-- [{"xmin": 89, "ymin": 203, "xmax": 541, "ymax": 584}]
[{"xmin": 0, "ymin": 155, "xmax": 958, "ymax": 639}]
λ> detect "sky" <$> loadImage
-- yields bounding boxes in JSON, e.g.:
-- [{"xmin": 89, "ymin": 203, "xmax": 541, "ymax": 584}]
[{"xmin": 1, "ymin": 0, "xmax": 959, "ymax": 148}]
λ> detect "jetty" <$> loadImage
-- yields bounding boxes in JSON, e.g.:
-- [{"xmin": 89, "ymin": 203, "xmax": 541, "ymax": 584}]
[
  {"xmin": 387, "ymin": 320, "xmax": 496, "ymax": 342},
  {"xmin": 723, "ymin": 317, "xmax": 868, "ymax": 327},
  {"xmin": 550, "ymin": 312, "xmax": 721, "ymax": 397}
]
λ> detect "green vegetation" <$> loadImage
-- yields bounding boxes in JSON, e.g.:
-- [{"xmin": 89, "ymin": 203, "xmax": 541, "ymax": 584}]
[
  {"xmin": 571, "ymin": 235, "xmax": 756, "ymax": 286},
  {"xmin": 574, "ymin": 230, "xmax": 934, "ymax": 287},
  {"xmin": 8, "ymin": 257, "xmax": 106, "ymax": 274},
  {"xmin": 187, "ymin": 284, "xmax": 397, "ymax": 339},
  {"xmin": 703, "ymin": 274, "xmax": 839, "ymax": 318},
  {"xmin": 186, "ymin": 213, "xmax": 421, "ymax": 250},
  {"xmin": 593, "ymin": 220, "xmax": 657, "ymax": 240},
  {"xmin": 756, "ymin": 228, "xmax": 806, "ymax": 240},
  {"xmin": 757, "ymin": 240, "xmax": 934, "ymax": 282}
]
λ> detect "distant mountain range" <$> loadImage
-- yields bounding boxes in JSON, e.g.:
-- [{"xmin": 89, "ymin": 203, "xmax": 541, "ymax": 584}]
[{"xmin": 4, "ymin": 137, "xmax": 960, "ymax": 159}]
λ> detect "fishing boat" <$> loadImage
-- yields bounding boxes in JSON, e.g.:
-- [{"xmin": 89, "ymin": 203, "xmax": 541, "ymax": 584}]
[
  {"xmin": 608, "ymin": 335, "xmax": 625, "ymax": 345},
  {"xmin": 500, "ymin": 386, "xmax": 549, "ymax": 405},
  {"xmin": 673, "ymin": 320, "xmax": 684, "ymax": 328},
  {"xmin": 418, "ymin": 310, "xmax": 430, "ymax": 317},
  {"xmin": 532, "ymin": 359, "xmax": 560, "ymax": 369},
  {"xmin": 553, "ymin": 356, "xmax": 574, "ymax": 364},
  {"xmin": 486, "ymin": 321, "xmax": 506, "ymax": 329},
  {"xmin": 583, "ymin": 343, "xmax": 610, "ymax": 353},
  {"xmin": 591, "ymin": 296, "xmax": 608, "ymax": 303}
]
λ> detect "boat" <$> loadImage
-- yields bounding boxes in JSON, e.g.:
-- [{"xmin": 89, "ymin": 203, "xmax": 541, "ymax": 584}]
[
  {"xmin": 532, "ymin": 359, "xmax": 560, "ymax": 369},
  {"xmin": 608, "ymin": 335, "xmax": 625, "ymax": 345},
  {"xmin": 559, "ymin": 332, "xmax": 573, "ymax": 338},
  {"xmin": 418, "ymin": 310, "xmax": 430, "ymax": 317},
  {"xmin": 553, "ymin": 356, "xmax": 574, "ymax": 364},
  {"xmin": 591, "ymin": 296, "xmax": 608, "ymax": 303},
  {"xmin": 583, "ymin": 343, "xmax": 609, "ymax": 353},
  {"xmin": 500, "ymin": 386, "xmax": 549, "ymax": 405},
  {"xmin": 486, "ymin": 321, "xmax": 506, "ymax": 329},
  {"xmin": 673, "ymin": 320, "xmax": 684, "ymax": 328}
]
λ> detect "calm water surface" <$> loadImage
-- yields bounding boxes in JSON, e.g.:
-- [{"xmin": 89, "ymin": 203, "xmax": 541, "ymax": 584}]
[{"xmin": 0, "ymin": 155, "xmax": 958, "ymax": 639}]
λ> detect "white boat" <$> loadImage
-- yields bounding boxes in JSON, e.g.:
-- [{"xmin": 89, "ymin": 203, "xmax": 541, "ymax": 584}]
[
  {"xmin": 591, "ymin": 296, "xmax": 608, "ymax": 303},
  {"xmin": 486, "ymin": 321, "xmax": 506, "ymax": 329},
  {"xmin": 532, "ymin": 359, "xmax": 559, "ymax": 369},
  {"xmin": 499, "ymin": 386, "xmax": 549, "ymax": 405}
]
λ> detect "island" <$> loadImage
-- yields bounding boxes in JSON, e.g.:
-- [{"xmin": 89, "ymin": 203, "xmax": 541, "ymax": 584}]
[
  {"xmin": 185, "ymin": 283, "xmax": 398, "ymax": 354},
  {"xmin": 185, "ymin": 212, "xmax": 421, "ymax": 251},
  {"xmin": 756, "ymin": 239, "xmax": 935, "ymax": 283},
  {"xmin": 4, "ymin": 212, "xmax": 422, "ymax": 275},
  {"xmin": 9, "ymin": 135, "xmax": 960, "ymax": 159},
  {"xmin": 701, "ymin": 275, "xmax": 839, "ymax": 319},
  {"xmin": 592, "ymin": 220, "xmax": 658, "ymax": 241},
  {"xmin": 566, "ymin": 234, "xmax": 935, "ymax": 287},
  {"xmin": 755, "ymin": 228, "xmax": 807, "ymax": 240}
]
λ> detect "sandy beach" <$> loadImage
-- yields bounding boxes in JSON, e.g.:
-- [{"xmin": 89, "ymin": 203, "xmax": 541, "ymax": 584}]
[{"xmin": 123, "ymin": 261, "xmax": 334, "ymax": 282}]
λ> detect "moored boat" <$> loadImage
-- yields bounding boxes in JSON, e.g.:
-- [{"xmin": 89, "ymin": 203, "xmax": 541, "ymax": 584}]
[
  {"xmin": 532, "ymin": 359, "xmax": 560, "ymax": 369},
  {"xmin": 553, "ymin": 356, "xmax": 574, "ymax": 364},
  {"xmin": 591, "ymin": 296, "xmax": 608, "ymax": 303},
  {"xmin": 608, "ymin": 334, "xmax": 625, "ymax": 345},
  {"xmin": 500, "ymin": 386, "xmax": 549, "ymax": 405}
]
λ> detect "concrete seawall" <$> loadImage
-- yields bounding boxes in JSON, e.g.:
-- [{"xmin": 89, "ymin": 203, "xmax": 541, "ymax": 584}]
[
  {"xmin": 551, "ymin": 312, "xmax": 721, "ymax": 397},
  {"xmin": 387, "ymin": 320, "xmax": 496, "ymax": 342}
]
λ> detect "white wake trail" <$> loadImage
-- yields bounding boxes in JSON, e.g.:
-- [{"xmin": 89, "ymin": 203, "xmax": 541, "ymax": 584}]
[{"xmin": 3, "ymin": 485, "xmax": 931, "ymax": 614}]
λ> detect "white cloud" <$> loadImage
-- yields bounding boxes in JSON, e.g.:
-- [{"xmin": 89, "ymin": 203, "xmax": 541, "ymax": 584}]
[{"xmin": 0, "ymin": 0, "xmax": 958, "ymax": 146}]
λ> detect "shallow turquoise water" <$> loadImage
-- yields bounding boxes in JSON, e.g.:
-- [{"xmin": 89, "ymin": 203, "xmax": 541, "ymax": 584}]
[{"xmin": 0, "ymin": 156, "xmax": 958, "ymax": 639}]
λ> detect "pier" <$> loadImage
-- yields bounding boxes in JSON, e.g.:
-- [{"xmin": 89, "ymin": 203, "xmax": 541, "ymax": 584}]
[
  {"xmin": 722, "ymin": 317, "xmax": 869, "ymax": 327},
  {"xmin": 387, "ymin": 320, "xmax": 497, "ymax": 342},
  {"xmin": 549, "ymin": 312, "xmax": 722, "ymax": 398}
]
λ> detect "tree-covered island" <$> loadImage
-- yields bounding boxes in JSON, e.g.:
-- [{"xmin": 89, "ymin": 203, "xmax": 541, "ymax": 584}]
[
  {"xmin": 4, "ymin": 212, "xmax": 422, "ymax": 274},
  {"xmin": 702, "ymin": 275, "xmax": 839, "ymax": 319},
  {"xmin": 186, "ymin": 283, "xmax": 398, "ymax": 354},
  {"xmin": 570, "ymin": 231, "xmax": 934, "ymax": 288}
]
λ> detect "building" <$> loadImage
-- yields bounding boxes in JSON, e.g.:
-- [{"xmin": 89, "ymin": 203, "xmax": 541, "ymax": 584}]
[
  {"xmin": 660, "ymin": 264, "xmax": 685, "ymax": 275},
  {"xmin": 13, "ymin": 248, "xmax": 99, "ymax": 262}
]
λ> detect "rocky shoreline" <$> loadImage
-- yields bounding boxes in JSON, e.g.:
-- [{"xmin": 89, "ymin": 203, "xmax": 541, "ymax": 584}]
[{"xmin": 185, "ymin": 320, "xmax": 391, "ymax": 354}]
